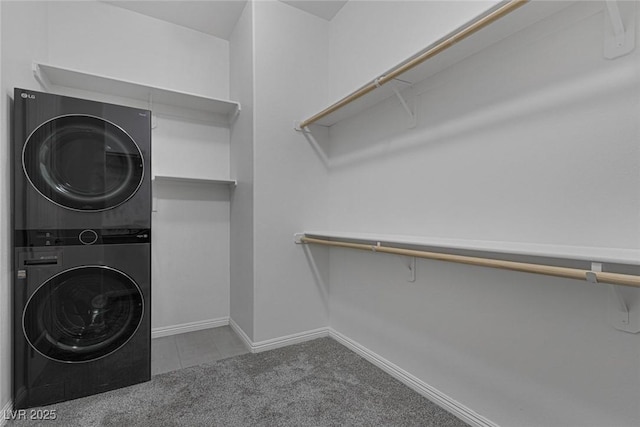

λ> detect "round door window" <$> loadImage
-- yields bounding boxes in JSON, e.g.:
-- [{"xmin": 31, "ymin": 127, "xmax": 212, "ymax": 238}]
[
  {"xmin": 23, "ymin": 266, "xmax": 144, "ymax": 363},
  {"xmin": 22, "ymin": 115, "xmax": 144, "ymax": 211}
]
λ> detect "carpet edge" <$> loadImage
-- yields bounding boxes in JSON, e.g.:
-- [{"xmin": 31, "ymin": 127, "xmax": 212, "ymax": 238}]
[{"xmin": 328, "ymin": 329, "xmax": 500, "ymax": 427}]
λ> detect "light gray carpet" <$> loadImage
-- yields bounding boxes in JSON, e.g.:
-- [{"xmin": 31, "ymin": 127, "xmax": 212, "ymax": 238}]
[{"xmin": 10, "ymin": 338, "xmax": 469, "ymax": 426}]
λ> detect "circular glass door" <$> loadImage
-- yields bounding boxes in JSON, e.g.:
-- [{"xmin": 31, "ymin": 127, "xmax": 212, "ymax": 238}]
[
  {"xmin": 23, "ymin": 266, "xmax": 144, "ymax": 363},
  {"xmin": 22, "ymin": 115, "xmax": 144, "ymax": 211}
]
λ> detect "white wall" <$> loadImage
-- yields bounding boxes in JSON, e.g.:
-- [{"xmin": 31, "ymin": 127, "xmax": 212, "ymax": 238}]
[
  {"xmin": 251, "ymin": 0, "xmax": 331, "ymax": 342},
  {"xmin": 326, "ymin": 0, "xmax": 639, "ymax": 248},
  {"xmin": 324, "ymin": 1, "xmax": 640, "ymax": 426},
  {"xmin": 47, "ymin": 1, "xmax": 229, "ymax": 100},
  {"xmin": 152, "ymin": 181, "xmax": 230, "ymax": 330},
  {"xmin": 328, "ymin": 0, "xmax": 499, "ymax": 101},
  {"xmin": 229, "ymin": 0, "xmax": 255, "ymax": 338}
]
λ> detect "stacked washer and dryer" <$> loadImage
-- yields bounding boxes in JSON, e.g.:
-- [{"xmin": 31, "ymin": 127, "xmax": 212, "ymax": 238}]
[{"xmin": 12, "ymin": 88, "xmax": 152, "ymax": 409}]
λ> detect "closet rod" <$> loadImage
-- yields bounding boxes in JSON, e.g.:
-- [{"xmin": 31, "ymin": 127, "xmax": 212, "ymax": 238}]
[
  {"xmin": 300, "ymin": 236, "xmax": 640, "ymax": 288},
  {"xmin": 299, "ymin": 0, "xmax": 529, "ymax": 129}
]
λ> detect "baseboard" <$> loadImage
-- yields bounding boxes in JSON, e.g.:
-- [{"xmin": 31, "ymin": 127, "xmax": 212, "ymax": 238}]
[
  {"xmin": 228, "ymin": 318, "xmax": 330, "ymax": 354},
  {"xmin": 228, "ymin": 318, "xmax": 253, "ymax": 351},
  {"xmin": 151, "ymin": 317, "xmax": 229, "ymax": 339},
  {"xmin": 0, "ymin": 399, "xmax": 12, "ymax": 427},
  {"xmin": 251, "ymin": 327, "xmax": 330, "ymax": 353},
  {"xmin": 329, "ymin": 329, "xmax": 499, "ymax": 427}
]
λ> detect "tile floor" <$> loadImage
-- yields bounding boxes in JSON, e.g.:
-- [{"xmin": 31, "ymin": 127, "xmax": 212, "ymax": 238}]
[{"xmin": 151, "ymin": 326, "xmax": 249, "ymax": 376}]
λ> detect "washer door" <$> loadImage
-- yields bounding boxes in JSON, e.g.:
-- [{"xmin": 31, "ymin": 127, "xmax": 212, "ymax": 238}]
[
  {"xmin": 23, "ymin": 266, "xmax": 144, "ymax": 363},
  {"xmin": 22, "ymin": 115, "xmax": 144, "ymax": 211}
]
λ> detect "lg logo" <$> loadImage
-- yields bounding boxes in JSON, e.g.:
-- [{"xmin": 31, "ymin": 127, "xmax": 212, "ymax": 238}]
[{"xmin": 20, "ymin": 93, "xmax": 35, "ymax": 99}]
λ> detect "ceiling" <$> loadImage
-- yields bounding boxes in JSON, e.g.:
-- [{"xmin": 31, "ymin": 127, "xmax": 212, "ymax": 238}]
[
  {"xmin": 281, "ymin": 1, "xmax": 347, "ymax": 21},
  {"xmin": 103, "ymin": 1, "xmax": 348, "ymax": 40}
]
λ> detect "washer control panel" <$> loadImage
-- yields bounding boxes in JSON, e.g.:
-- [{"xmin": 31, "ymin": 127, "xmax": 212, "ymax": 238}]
[
  {"xmin": 79, "ymin": 229, "xmax": 99, "ymax": 245},
  {"xmin": 15, "ymin": 228, "xmax": 151, "ymax": 247}
]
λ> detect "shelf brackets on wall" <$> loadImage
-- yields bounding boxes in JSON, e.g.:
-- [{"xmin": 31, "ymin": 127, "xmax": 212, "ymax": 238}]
[
  {"xmin": 296, "ymin": 234, "xmax": 640, "ymax": 334},
  {"xmin": 229, "ymin": 104, "xmax": 241, "ymax": 125},
  {"xmin": 390, "ymin": 81, "xmax": 417, "ymax": 129},
  {"xmin": 407, "ymin": 256, "xmax": 416, "ymax": 282},
  {"xmin": 293, "ymin": 122, "xmax": 310, "ymax": 133},
  {"xmin": 32, "ymin": 63, "xmax": 52, "ymax": 91},
  {"xmin": 604, "ymin": 0, "xmax": 636, "ymax": 59},
  {"xmin": 587, "ymin": 262, "xmax": 639, "ymax": 333}
]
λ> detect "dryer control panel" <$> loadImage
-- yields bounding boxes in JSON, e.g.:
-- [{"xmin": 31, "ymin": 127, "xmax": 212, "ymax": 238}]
[{"xmin": 15, "ymin": 228, "xmax": 151, "ymax": 247}]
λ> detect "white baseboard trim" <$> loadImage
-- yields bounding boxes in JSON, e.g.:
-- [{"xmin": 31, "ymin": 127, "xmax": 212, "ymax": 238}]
[
  {"xmin": 329, "ymin": 329, "xmax": 499, "ymax": 427},
  {"xmin": 151, "ymin": 317, "xmax": 229, "ymax": 339},
  {"xmin": 0, "ymin": 399, "xmax": 13, "ymax": 427},
  {"xmin": 228, "ymin": 318, "xmax": 253, "ymax": 351},
  {"xmin": 228, "ymin": 318, "xmax": 330, "ymax": 354},
  {"xmin": 251, "ymin": 327, "xmax": 330, "ymax": 353}
]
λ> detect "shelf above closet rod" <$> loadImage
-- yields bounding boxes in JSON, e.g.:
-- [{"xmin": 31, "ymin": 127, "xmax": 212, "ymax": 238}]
[
  {"xmin": 297, "ymin": 236, "xmax": 640, "ymax": 289},
  {"xmin": 298, "ymin": 0, "xmax": 529, "ymax": 129}
]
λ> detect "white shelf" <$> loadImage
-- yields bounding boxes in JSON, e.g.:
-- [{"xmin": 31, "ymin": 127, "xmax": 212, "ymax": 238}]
[
  {"xmin": 151, "ymin": 175, "xmax": 236, "ymax": 212},
  {"xmin": 33, "ymin": 62, "xmax": 240, "ymax": 123},
  {"xmin": 153, "ymin": 175, "xmax": 236, "ymax": 186},
  {"xmin": 303, "ymin": 0, "xmax": 580, "ymax": 127},
  {"xmin": 301, "ymin": 231, "xmax": 640, "ymax": 266}
]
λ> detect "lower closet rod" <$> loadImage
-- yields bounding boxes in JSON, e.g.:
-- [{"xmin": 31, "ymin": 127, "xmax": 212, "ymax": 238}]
[{"xmin": 300, "ymin": 236, "xmax": 640, "ymax": 288}]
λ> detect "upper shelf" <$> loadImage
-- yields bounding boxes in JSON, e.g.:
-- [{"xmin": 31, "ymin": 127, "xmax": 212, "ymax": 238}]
[
  {"xmin": 33, "ymin": 62, "xmax": 241, "ymax": 123},
  {"xmin": 298, "ymin": 0, "xmax": 579, "ymax": 128},
  {"xmin": 300, "ymin": 231, "xmax": 640, "ymax": 266}
]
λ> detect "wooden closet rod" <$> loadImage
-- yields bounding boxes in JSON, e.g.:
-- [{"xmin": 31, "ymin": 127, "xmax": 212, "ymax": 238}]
[
  {"xmin": 300, "ymin": 236, "xmax": 640, "ymax": 288},
  {"xmin": 299, "ymin": 0, "xmax": 529, "ymax": 129}
]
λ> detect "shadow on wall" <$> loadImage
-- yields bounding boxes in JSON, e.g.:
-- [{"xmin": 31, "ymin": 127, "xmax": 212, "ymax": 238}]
[
  {"xmin": 300, "ymin": 243, "xmax": 330, "ymax": 312},
  {"xmin": 299, "ymin": 61, "xmax": 639, "ymax": 171},
  {"xmin": 154, "ymin": 180, "xmax": 231, "ymax": 202}
]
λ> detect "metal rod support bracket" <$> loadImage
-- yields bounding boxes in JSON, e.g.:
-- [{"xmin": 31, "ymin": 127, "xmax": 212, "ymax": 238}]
[
  {"xmin": 592, "ymin": 262, "xmax": 640, "ymax": 333},
  {"xmin": 294, "ymin": 121, "xmax": 313, "ymax": 133},
  {"xmin": 407, "ymin": 256, "xmax": 416, "ymax": 282},
  {"xmin": 391, "ymin": 84, "xmax": 417, "ymax": 128},
  {"xmin": 294, "ymin": 233, "xmax": 305, "ymax": 244},
  {"xmin": 604, "ymin": 0, "xmax": 636, "ymax": 59}
]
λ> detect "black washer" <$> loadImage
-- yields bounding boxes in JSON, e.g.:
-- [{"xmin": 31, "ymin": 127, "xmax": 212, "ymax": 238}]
[{"xmin": 23, "ymin": 266, "xmax": 144, "ymax": 363}]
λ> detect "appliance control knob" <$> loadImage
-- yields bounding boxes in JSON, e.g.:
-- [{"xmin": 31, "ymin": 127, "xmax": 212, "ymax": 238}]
[{"xmin": 79, "ymin": 229, "xmax": 99, "ymax": 245}]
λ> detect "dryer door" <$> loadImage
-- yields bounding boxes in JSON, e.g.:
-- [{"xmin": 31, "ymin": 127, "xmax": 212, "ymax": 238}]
[
  {"xmin": 23, "ymin": 266, "xmax": 144, "ymax": 363},
  {"xmin": 22, "ymin": 115, "xmax": 144, "ymax": 211}
]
